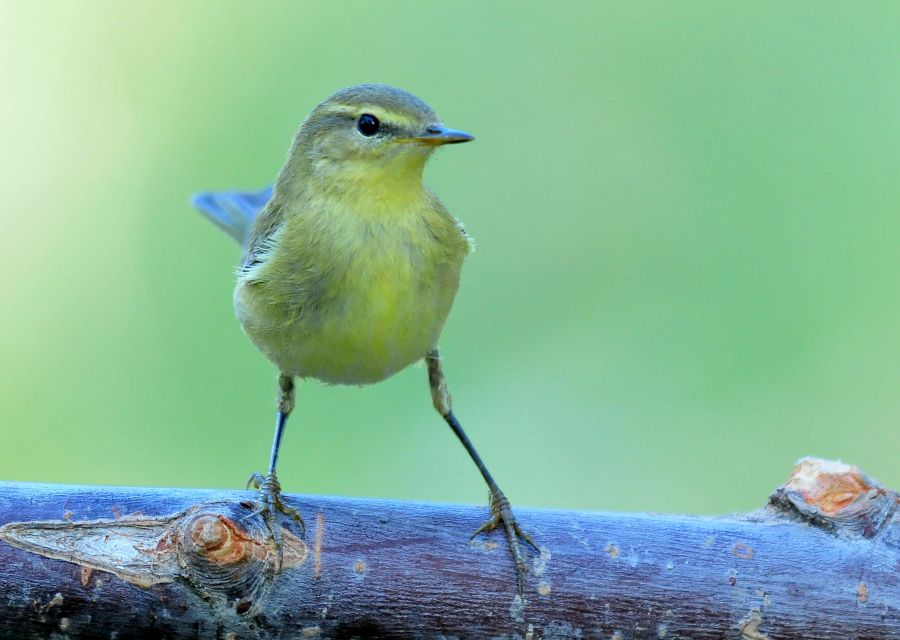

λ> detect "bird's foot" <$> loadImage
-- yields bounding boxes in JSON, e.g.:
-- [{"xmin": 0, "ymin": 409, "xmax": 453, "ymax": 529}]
[
  {"xmin": 246, "ymin": 471, "xmax": 306, "ymax": 544},
  {"xmin": 472, "ymin": 488, "xmax": 539, "ymax": 596}
]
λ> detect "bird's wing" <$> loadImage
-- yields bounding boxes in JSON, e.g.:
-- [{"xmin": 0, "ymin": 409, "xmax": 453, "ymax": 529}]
[{"xmin": 190, "ymin": 185, "xmax": 274, "ymax": 247}]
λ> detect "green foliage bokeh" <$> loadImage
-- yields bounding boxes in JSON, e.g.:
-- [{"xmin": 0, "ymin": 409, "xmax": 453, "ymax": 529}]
[{"xmin": 1, "ymin": 1, "xmax": 898, "ymax": 514}]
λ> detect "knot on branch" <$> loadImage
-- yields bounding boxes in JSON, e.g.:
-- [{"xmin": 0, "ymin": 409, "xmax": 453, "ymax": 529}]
[
  {"xmin": 0, "ymin": 500, "xmax": 308, "ymax": 617},
  {"xmin": 172, "ymin": 504, "xmax": 305, "ymax": 614},
  {"xmin": 769, "ymin": 458, "xmax": 897, "ymax": 539}
]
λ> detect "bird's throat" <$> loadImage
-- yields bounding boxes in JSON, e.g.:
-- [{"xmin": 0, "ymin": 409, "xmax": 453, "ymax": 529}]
[{"xmin": 304, "ymin": 155, "xmax": 428, "ymax": 214}]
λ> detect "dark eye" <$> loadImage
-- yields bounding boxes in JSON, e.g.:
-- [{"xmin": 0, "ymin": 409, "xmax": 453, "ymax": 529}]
[{"xmin": 357, "ymin": 113, "xmax": 380, "ymax": 136}]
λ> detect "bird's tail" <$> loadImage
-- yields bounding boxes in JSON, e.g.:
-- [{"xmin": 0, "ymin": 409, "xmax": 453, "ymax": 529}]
[{"xmin": 190, "ymin": 185, "xmax": 273, "ymax": 247}]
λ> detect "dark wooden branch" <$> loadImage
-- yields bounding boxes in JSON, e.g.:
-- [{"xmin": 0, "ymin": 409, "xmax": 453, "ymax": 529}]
[{"xmin": 0, "ymin": 458, "xmax": 896, "ymax": 639}]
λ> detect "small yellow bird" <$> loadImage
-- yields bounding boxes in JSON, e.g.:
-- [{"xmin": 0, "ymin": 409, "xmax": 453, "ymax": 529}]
[{"xmin": 192, "ymin": 84, "xmax": 535, "ymax": 592}]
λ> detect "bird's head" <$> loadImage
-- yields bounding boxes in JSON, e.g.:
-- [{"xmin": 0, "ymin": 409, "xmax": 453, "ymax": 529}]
[{"xmin": 280, "ymin": 84, "xmax": 473, "ymax": 194}]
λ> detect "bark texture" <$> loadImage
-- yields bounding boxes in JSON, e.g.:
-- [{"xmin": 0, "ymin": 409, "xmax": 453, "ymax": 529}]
[{"xmin": 0, "ymin": 458, "xmax": 896, "ymax": 639}]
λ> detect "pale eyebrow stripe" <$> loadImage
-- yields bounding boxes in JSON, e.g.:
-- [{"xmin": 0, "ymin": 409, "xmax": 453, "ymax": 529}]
[
  {"xmin": 319, "ymin": 105, "xmax": 355, "ymax": 117},
  {"xmin": 320, "ymin": 104, "xmax": 421, "ymax": 131}
]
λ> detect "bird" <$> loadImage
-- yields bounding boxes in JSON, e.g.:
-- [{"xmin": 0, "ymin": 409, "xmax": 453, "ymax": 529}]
[{"xmin": 192, "ymin": 84, "xmax": 536, "ymax": 593}]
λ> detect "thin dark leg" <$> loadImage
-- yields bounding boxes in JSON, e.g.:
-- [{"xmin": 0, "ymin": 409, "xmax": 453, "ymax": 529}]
[
  {"xmin": 269, "ymin": 374, "xmax": 295, "ymax": 474},
  {"xmin": 426, "ymin": 350, "xmax": 538, "ymax": 596},
  {"xmin": 248, "ymin": 374, "xmax": 305, "ymax": 540},
  {"xmin": 444, "ymin": 411, "xmax": 500, "ymax": 494},
  {"xmin": 268, "ymin": 408, "xmax": 288, "ymax": 474}
]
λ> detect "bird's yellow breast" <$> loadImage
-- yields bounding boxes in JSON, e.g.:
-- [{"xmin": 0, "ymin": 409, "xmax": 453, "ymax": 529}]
[{"xmin": 234, "ymin": 188, "xmax": 470, "ymax": 385}]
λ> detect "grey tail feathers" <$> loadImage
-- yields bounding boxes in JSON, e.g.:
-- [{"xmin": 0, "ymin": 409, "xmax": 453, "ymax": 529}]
[{"xmin": 190, "ymin": 185, "xmax": 273, "ymax": 247}]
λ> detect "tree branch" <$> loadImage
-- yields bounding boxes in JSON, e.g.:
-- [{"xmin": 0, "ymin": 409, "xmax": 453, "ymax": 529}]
[{"xmin": 0, "ymin": 458, "xmax": 896, "ymax": 639}]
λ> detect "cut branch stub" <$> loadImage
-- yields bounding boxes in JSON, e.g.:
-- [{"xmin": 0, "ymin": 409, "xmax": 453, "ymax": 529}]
[{"xmin": 768, "ymin": 457, "xmax": 898, "ymax": 539}]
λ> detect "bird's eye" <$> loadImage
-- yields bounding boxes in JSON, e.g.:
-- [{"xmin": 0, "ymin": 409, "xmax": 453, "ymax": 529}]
[{"xmin": 357, "ymin": 113, "xmax": 380, "ymax": 137}]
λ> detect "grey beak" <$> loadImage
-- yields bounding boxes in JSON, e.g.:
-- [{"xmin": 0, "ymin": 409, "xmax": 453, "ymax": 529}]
[{"xmin": 413, "ymin": 125, "xmax": 475, "ymax": 145}]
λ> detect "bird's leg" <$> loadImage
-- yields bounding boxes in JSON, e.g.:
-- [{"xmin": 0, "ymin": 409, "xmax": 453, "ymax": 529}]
[
  {"xmin": 426, "ymin": 349, "xmax": 538, "ymax": 595},
  {"xmin": 247, "ymin": 374, "xmax": 305, "ymax": 543}
]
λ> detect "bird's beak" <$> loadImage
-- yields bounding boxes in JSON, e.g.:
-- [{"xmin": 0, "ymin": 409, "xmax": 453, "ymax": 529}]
[{"xmin": 411, "ymin": 125, "xmax": 474, "ymax": 146}]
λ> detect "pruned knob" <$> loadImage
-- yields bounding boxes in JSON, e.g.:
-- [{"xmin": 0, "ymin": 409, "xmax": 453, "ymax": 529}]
[{"xmin": 770, "ymin": 458, "xmax": 897, "ymax": 539}]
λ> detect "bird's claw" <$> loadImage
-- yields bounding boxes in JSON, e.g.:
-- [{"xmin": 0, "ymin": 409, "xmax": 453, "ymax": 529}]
[
  {"xmin": 471, "ymin": 489, "xmax": 538, "ymax": 596},
  {"xmin": 246, "ymin": 471, "xmax": 306, "ymax": 539}
]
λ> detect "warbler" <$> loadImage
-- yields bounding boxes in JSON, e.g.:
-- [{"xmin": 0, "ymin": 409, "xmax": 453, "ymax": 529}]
[{"xmin": 192, "ymin": 84, "xmax": 536, "ymax": 592}]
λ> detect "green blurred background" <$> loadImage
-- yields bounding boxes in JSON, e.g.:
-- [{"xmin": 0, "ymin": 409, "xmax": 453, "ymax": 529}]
[{"xmin": 1, "ymin": 2, "xmax": 898, "ymax": 515}]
